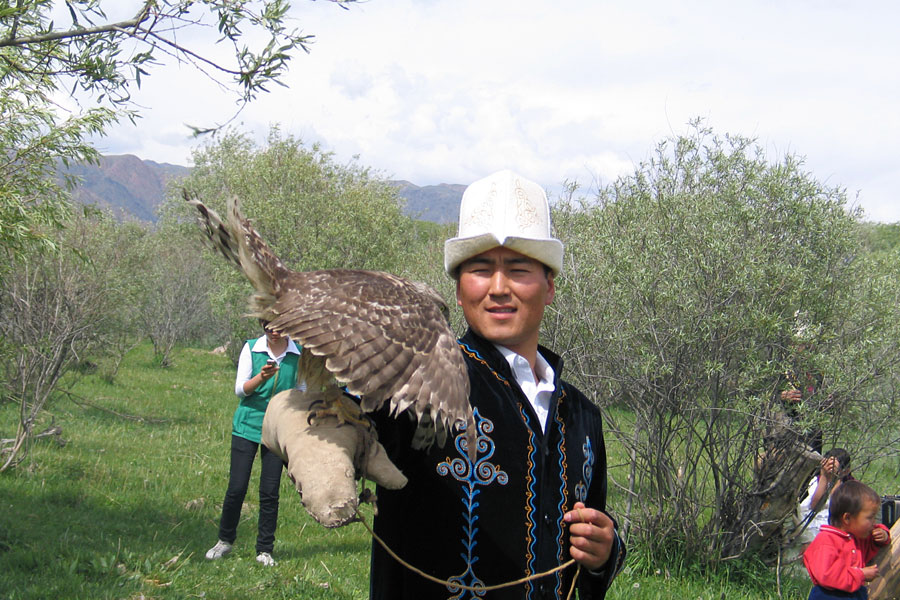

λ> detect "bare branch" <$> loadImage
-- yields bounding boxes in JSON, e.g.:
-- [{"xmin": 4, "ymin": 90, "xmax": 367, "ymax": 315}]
[
  {"xmin": 0, "ymin": 2, "xmax": 153, "ymax": 47},
  {"xmin": 60, "ymin": 390, "xmax": 169, "ymax": 424}
]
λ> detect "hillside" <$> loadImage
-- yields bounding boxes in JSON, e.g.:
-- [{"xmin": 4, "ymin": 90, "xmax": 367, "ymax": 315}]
[
  {"xmin": 62, "ymin": 154, "xmax": 191, "ymax": 222},
  {"xmin": 389, "ymin": 180, "xmax": 466, "ymax": 224},
  {"xmin": 63, "ymin": 155, "xmax": 462, "ymax": 224}
]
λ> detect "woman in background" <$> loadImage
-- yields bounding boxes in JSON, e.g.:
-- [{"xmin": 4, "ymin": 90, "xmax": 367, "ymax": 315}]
[{"xmin": 205, "ymin": 320, "xmax": 301, "ymax": 566}]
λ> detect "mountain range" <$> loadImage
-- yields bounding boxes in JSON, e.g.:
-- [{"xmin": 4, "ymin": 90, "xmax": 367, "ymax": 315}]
[
  {"xmin": 63, "ymin": 154, "xmax": 190, "ymax": 222},
  {"xmin": 63, "ymin": 154, "xmax": 463, "ymax": 225}
]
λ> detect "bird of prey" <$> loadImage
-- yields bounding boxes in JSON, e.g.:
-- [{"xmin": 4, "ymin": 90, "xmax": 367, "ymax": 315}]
[{"xmin": 185, "ymin": 193, "xmax": 475, "ymax": 459}]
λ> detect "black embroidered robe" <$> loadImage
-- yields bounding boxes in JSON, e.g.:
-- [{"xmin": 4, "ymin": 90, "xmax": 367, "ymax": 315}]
[{"xmin": 369, "ymin": 329, "xmax": 625, "ymax": 599}]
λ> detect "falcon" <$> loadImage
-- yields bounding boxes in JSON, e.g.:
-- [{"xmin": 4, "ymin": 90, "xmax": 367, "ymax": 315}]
[{"xmin": 185, "ymin": 192, "xmax": 475, "ymax": 459}]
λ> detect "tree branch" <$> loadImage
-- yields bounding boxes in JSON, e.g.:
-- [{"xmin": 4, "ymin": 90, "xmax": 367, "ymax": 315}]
[
  {"xmin": 0, "ymin": 1, "xmax": 153, "ymax": 47},
  {"xmin": 9, "ymin": 0, "xmax": 25, "ymax": 41},
  {"xmin": 61, "ymin": 389, "xmax": 169, "ymax": 424},
  {"xmin": 138, "ymin": 27, "xmax": 243, "ymax": 77},
  {"xmin": 0, "ymin": 424, "xmax": 65, "ymax": 449}
]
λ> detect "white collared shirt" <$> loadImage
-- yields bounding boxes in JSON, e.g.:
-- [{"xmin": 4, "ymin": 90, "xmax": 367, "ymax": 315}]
[
  {"xmin": 495, "ymin": 344, "xmax": 556, "ymax": 432},
  {"xmin": 235, "ymin": 336, "xmax": 303, "ymax": 397}
]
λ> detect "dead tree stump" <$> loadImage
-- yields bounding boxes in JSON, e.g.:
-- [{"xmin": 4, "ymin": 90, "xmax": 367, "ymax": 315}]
[
  {"xmin": 723, "ymin": 443, "xmax": 821, "ymax": 560},
  {"xmin": 869, "ymin": 518, "xmax": 900, "ymax": 600}
]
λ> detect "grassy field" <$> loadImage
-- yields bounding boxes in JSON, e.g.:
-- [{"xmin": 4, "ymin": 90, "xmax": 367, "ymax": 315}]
[{"xmin": 0, "ymin": 343, "xmax": 815, "ymax": 599}]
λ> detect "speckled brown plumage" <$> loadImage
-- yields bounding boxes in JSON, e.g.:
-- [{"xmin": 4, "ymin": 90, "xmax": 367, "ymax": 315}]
[{"xmin": 185, "ymin": 192, "xmax": 474, "ymax": 456}]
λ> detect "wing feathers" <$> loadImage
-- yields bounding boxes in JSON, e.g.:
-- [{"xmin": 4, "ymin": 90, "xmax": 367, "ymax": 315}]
[
  {"xmin": 188, "ymin": 195, "xmax": 472, "ymax": 456},
  {"xmin": 267, "ymin": 269, "xmax": 472, "ymax": 444}
]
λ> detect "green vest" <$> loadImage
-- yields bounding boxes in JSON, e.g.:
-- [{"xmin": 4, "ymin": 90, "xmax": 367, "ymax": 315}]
[{"xmin": 231, "ymin": 337, "xmax": 301, "ymax": 443}]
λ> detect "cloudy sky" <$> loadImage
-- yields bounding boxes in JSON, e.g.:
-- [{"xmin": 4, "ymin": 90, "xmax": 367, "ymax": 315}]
[{"xmin": 92, "ymin": 1, "xmax": 898, "ymax": 222}]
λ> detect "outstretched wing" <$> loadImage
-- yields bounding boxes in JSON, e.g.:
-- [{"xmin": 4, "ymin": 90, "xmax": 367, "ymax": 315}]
[
  {"xmin": 268, "ymin": 269, "xmax": 471, "ymax": 445},
  {"xmin": 187, "ymin": 193, "xmax": 474, "ymax": 452}
]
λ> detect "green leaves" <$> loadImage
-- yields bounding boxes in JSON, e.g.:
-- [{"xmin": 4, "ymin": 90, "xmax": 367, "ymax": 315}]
[
  {"xmin": 0, "ymin": 1, "xmax": 332, "ymax": 106},
  {"xmin": 167, "ymin": 126, "xmax": 427, "ymax": 355},
  {"xmin": 550, "ymin": 121, "xmax": 900, "ymax": 565},
  {"xmin": 0, "ymin": 0, "xmax": 354, "ymax": 272},
  {"xmin": 0, "ymin": 78, "xmax": 117, "ymax": 264}
]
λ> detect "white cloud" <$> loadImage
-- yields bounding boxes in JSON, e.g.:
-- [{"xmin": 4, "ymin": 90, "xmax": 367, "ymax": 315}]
[{"xmin": 92, "ymin": 0, "xmax": 899, "ymax": 221}]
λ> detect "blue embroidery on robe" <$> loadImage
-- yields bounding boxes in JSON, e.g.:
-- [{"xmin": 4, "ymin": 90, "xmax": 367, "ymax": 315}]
[
  {"xmin": 437, "ymin": 407, "xmax": 508, "ymax": 599},
  {"xmin": 574, "ymin": 435, "xmax": 594, "ymax": 503},
  {"xmin": 516, "ymin": 404, "xmax": 540, "ymax": 599},
  {"xmin": 548, "ymin": 414, "xmax": 568, "ymax": 599}
]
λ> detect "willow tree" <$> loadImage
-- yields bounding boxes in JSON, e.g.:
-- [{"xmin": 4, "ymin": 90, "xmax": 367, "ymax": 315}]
[
  {"xmin": 548, "ymin": 122, "xmax": 900, "ymax": 567},
  {"xmin": 163, "ymin": 127, "xmax": 439, "ymax": 362},
  {"xmin": 0, "ymin": 0, "xmax": 355, "ymax": 468},
  {"xmin": 1, "ymin": 0, "xmax": 354, "ymax": 262}
]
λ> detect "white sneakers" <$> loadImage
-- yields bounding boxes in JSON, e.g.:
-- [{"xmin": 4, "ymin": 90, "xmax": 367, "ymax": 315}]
[
  {"xmin": 205, "ymin": 540, "xmax": 233, "ymax": 560},
  {"xmin": 205, "ymin": 540, "xmax": 276, "ymax": 566}
]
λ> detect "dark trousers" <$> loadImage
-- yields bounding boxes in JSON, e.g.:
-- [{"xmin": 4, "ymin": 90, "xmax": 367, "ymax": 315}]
[
  {"xmin": 808, "ymin": 585, "xmax": 867, "ymax": 599},
  {"xmin": 217, "ymin": 434, "xmax": 283, "ymax": 554}
]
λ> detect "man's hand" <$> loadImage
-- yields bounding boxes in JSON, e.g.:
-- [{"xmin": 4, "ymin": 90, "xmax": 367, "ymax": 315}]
[
  {"xmin": 872, "ymin": 527, "xmax": 890, "ymax": 545},
  {"xmin": 564, "ymin": 502, "xmax": 615, "ymax": 571}
]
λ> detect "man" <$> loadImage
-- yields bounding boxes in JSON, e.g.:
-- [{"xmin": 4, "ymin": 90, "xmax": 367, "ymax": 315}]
[{"xmin": 370, "ymin": 170, "xmax": 625, "ymax": 599}]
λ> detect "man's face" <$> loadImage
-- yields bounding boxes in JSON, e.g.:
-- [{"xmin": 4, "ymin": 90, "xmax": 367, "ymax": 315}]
[{"xmin": 456, "ymin": 247, "xmax": 555, "ymax": 357}]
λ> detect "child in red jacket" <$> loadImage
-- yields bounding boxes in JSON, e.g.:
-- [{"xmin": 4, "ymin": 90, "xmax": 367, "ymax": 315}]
[{"xmin": 803, "ymin": 480, "xmax": 890, "ymax": 599}]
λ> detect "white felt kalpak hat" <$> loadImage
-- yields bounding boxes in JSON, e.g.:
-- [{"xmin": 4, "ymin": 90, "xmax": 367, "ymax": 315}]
[{"xmin": 444, "ymin": 169, "xmax": 564, "ymax": 276}]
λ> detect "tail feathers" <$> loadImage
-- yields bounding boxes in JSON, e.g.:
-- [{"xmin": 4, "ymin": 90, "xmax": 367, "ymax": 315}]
[
  {"xmin": 185, "ymin": 190, "xmax": 287, "ymax": 318},
  {"xmin": 184, "ymin": 191, "xmax": 242, "ymax": 269},
  {"xmin": 410, "ymin": 409, "xmax": 445, "ymax": 452},
  {"xmin": 225, "ymin": 197, "xmax": 288, "ymax": 315}
]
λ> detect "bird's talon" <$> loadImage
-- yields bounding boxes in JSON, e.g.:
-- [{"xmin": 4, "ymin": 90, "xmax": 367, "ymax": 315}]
[{"xmin": 305, "ymin": 396, "xmax": 373, "ymax": 430}]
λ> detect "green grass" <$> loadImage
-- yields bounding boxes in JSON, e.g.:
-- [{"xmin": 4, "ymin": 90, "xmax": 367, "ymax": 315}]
[{"xmin": 0, "ymin": 343, "xmax": 813, "ymax": 599}]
